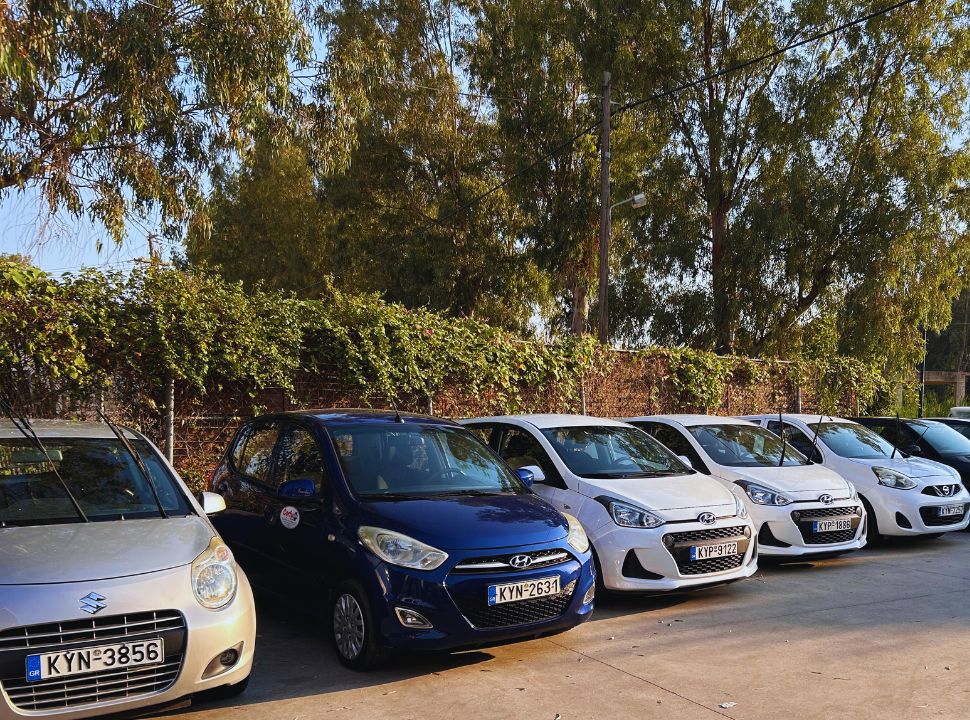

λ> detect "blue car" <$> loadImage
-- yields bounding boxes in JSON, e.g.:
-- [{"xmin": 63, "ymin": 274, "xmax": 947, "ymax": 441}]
[{"xmin": 210, "ymin": 409, "xmax": 595, "ymax": 669}]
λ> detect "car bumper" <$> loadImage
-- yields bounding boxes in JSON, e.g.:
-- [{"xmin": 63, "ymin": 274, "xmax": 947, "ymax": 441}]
[
  {"xmin": 865, "ymin": 489, "xmax": 970, "ymax": 536},
  {"xmin": 0, "ymin": 564, "xmax": 256, "ymax": 720},
  {"xmin": 591, "ymin": 516, "xmax": 758, "ymax": 592},
  {"xmin": 753, "ymin": 501, "xmax": 866, "ymax": 557},
  {"xmin": 360, "ymin": 542, "xmax": 595, "ymax": 652}
]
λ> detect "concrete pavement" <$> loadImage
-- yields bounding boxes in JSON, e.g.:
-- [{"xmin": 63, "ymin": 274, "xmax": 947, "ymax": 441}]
[{"xmin": 164, "ymin": 532, "xmax": 970, "ymax": 720}]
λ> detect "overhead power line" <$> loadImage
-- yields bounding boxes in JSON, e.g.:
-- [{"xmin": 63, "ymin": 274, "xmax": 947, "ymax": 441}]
[{"xmin": 298, "ymin": 0, "xmax": 919, "ymax": 293}]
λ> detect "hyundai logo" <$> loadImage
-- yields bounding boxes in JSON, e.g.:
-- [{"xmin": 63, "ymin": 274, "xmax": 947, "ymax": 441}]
[
  {"xmin": 509, "ymin": 554, "xmax": 533, "ymax": 569},
  {"xmin": 819, "ymin": 494, "xmax": 834, "ymax": 505},
  {"xmin": 698, "ymin": 512, "xmax": 716, "ymax": 525},
  {"xmin": 79, "ymin": 592, "xmax": 106, "ymax": 615}
]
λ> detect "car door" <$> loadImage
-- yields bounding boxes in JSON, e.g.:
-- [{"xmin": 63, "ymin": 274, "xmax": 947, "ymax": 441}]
[
  {"xmin": 266, "ymin": 421, "xmax": 342, "ymax": 599},
  {"xmin": 495, "ymin": 425, "xmax": 576, "ymax": 511}
]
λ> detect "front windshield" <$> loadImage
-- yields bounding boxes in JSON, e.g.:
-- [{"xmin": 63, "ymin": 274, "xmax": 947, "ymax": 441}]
[
  {"xmin": 813, "ymin": 422, "xmax": 896, "ymax": 459},
  {"xmin": 329, "ymin": 424, "xmax": 525, "ymax": 499},
  {"xmin": 688, "ymin": 424, "xmax": 810, "ymax": 467},
  {"xmin": 907, "ymin": 421, "xmax": 970, "ymax": 456},
  {"xmin": 539, "ymin": 426, "xmax": 692, "ymax": 479},
  {"xmin": 0, "ymin": 438, "xmax": 192, "ymax": 527}
]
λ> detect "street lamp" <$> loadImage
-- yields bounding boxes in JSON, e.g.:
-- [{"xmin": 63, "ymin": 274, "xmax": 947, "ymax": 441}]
[{"xmin": 597, "ymin": 191, "xmax": 647, "ymax": 343}]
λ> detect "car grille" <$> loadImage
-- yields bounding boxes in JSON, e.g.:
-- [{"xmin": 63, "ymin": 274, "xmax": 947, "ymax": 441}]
[
  {"xmin": 453, "ymin": 581, "xmax": 576, "ymax": 629},
  {"xmin": 922, "ymin": 484, "xmax": 963, "ymax": 498},
  {"xmin": 663, "ymin": 526, "xmax": 749, "ymax": 576},
  {"xmin": 919, "ymin": 504, "xmax": 969, "ymax": 527},
  {"xmin": 452, "ymin": 548, "xmax": 574, "ymax": 573},
  {"xmin": 791, "ymin": 506, "xmax": 862, "ymax": 545},
  {"xmin": 0, "ymin": 611, "xmax": 185, "ymax": 711}
]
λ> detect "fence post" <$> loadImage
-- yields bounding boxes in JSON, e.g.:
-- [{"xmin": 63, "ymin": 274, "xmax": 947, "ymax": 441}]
[
  {"xmin": 579, "ymin": 376, "xmax": 587, "ymax": 416},
  {"xmin": 164, "ymin": 373, "xmax": 175, "ymax": 464}
]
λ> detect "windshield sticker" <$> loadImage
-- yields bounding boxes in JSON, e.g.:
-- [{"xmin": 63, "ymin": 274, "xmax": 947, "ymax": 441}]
[{"xmin": 280, "ymin": 506, "xmax": 300, "ymax": 530}]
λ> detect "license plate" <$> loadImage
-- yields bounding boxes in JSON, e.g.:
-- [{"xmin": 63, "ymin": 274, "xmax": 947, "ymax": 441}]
[
  {"xmin": 26, "ymin": 638, "xmax": 164, "ymax": 682},
  {"xmin": 690, "ymin": 541, "xmax": 738, "ymax": 561},
  {"xmin": 813, "ymin": 518, "xmax": 853, "ymax": 532},
  {"xmin": 488, "ymin": 576, "xmax": 560, "ymax": 606},
  {"xmin": 938, "ymin": 504, "xmax": 965, "ymax": 518}
]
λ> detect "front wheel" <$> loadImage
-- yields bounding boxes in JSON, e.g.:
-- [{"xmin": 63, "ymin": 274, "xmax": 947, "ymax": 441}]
[
  {"xmin": 860, "ymin": 495, "xmax": 883, "ymax": 544},
  {"xmin": 331, "ymin": 581, "xmax": 390, "ymax": 671}
]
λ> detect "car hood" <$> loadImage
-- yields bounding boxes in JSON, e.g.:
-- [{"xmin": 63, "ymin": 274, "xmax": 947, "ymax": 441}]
[
  {"xmin": 576, "ymin": 473, "xmax": 736, "ymax": 512},
  {"xmin": 0, "ymin": 516, "xmax": 212, "ymax": 585},
  {"xmin": 358, "ymin": 493, "xmax": 568, "ymax": 551},
  {"xmin": 717, "ymin": 463, "xmax": 849, "ymax": 493},
  {"xmin": 847, "ymin": 456, "xmax": 958, "ymax": 479}
]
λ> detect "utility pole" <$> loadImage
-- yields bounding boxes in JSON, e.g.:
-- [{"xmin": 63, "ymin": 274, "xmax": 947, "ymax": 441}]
[
  {"xmin": 919, "ymin": 324, "xmax": 927, "ymax": 418},
  {"xmin": 597, "ymin": 70, "xmax": 612, "ymax": 344}
]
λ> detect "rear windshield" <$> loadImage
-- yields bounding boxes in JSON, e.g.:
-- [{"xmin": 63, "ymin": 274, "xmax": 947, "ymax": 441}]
[
  {"xmin": 688, "ymin": 424, "xmax": 810, "ymax": 467},
  {"xmin": 328, "ymin": 424, "xmax": 526, "ymax": 500},
  {"xmin": 0, "ymin": 438, "xmax": 192, "ymax": 527}
]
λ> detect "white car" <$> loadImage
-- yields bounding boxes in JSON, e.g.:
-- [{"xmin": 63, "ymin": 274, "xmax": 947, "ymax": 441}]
[
  {"xmin": 459, "ymin": 415, "xmax": 757, "ymax": 593},
  {"xmin": 625, "ymin": 415, "xmax": 866, "ymax": 558},
  {"xmin": 743, "ymin": 414, "xmax": 970, "ymax": 538}
]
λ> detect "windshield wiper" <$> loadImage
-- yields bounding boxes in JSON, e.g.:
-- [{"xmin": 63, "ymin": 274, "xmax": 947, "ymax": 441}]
[
  {"xmin": 583, "ymin": 470, "xmax": 676, "ymax": 479},
  {"xmin": 358, "ymin": 492, "xmax": 423, "ymax": 501},
  {"xmin": 97, "ymin": 409, "xmax": 168, "ymax": 519},
  {"xmin": 0, "ymin": 396, "xmax": 89, "ymax": 523}
]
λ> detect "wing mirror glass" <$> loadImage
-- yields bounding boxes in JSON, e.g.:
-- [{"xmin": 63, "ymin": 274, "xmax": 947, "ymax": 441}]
[
  {"xmin": 279, "ymin": 477, "xmax": 317, "ymax": 499},
  {"xmin": 198, "ymin": 491, "xmax": 226, "ymax": 516}
]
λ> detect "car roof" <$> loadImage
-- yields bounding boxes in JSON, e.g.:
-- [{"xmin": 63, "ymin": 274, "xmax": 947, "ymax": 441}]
[
  {"xmin": 0, "ymin": 419, "xmax": 140, "ymax": 440},
  {"xmin": 263, "ymin": 408, "xmax": 460, "ymax": 428},
  {"xmin": 462, "ymin": 414, "xmax": 630, "ymax": 429},
  {"xmin": 625, "ymin": 414, "xmax": 755, "ymax": 428},
  {"xmin": 741, "ymin": 413, "xmax": 853, "ymax": 424},
  {"xmin": 930, "ymin": 416, "xmax": 970, "ymax": 424}
]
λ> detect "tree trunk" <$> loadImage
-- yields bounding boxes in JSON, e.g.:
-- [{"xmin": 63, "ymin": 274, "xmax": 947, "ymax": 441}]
[
  {"xmin": 570, "ymin": 282, "xmax": 588, "ymax": 335},
  {"xmin": 710, "ymin": 198, "xmax": 734, "ymax": 354}
]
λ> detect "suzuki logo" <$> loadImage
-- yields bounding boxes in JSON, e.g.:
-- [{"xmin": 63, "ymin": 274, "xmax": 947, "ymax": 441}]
[
  {"xmin": 509, "ymin": 554, "xmax": 533, "ymax": 569},
  {"xmin": 79, "ymin": 592, "xmax": 106, "ymax": 615},
  {"xmin": 819, "ymin": 494, "xmax": 834, "ymax": 505},
  {"xmin": 698, "ymin": 512, "xmax": 716, "ymax": 525}
]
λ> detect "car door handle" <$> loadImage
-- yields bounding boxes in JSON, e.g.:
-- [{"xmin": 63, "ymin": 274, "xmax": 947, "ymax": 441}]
[{"xmin": 563, "ymin": 504, "xmax": 572, "ymax": 510}]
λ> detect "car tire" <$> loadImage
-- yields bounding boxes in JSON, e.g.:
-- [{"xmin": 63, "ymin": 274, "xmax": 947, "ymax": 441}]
[
  {"xmin": 860, "ymin": 495, "xmax": 883, "ymax": 544},
  {"xmin": 331, "ymin": 581, "xmax": 390, "ymax": 671},
  {"xmin": 590, "ymin": 545, "xmax": 609, "ymax": 596},
  {"xmin": 196, "ymin": 675, "xmax": 250, "ymax": 702}
]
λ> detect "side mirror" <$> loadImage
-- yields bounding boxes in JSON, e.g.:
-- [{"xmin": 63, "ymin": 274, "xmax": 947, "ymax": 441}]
[
  {"xmin": 677, "ymin": 455, "xmax": 694, "ymax": 469},
  {"xmin": 198, "ymin": 491, "xmax": 226, "ymax": 516},
  {"xmin": 904, "ymin": 444, "xmax": 923, "ymax": 457},
  {"xmin": 516, "ymin": 465, "xmax": 546, "ymax": 487},
  {"xmin": 279, "ymin": 477, "xmax": 317, "ymax": 499}
]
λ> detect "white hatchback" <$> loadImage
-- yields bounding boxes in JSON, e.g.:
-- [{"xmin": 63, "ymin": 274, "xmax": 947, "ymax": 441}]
[
  {"xmin": 743, "ymin": 414, "xmax": 970, "ymax": 538},
  {"xmin": 626, "ymin": 415, "xmax": 866, "ymax": 558},
  {"xmin": 460, "ymin": 415, "xmax": 757, "ymax": 593}
]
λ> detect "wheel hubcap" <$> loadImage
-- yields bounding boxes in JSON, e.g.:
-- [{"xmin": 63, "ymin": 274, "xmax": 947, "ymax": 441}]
[{"xmin": 334, "ymin": 593, "xmax": 365, "ymax": 660}]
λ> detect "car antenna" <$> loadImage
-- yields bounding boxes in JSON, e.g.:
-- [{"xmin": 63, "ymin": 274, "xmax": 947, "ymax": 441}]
[
  {"xmin": 777, "ymin": 410, "xmax": 787, "ymax": 467},
  {"xmin": 890, "ymin": 410, "xmax": 900, "ymax": 459},
  {"xmin": 908, "ymin": 418, "xmax": 933, "ymax": 457},
  {"xmin": 389, "ymin": 397, "xmax": 404, "ymax": 423},
  {"xmin": 97, "ymin": 408, "xmax": 169, "ymax": 519},
  {"xmin": 809, "ymin": 412, "xmax": 824, "ymax": 461},
  {"xmin": 0, "ymin": 395, "xmax": 89, "ymax": 522}
]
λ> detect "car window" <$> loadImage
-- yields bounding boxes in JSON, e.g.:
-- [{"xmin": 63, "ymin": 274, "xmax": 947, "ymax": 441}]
[
  {"xmin": 234, "ymin": 423, "xmax": 279, "ymax": 484},
  {"xmin": 812, "ymin": 422, "xmax": 896, "ymax": 459},
  {"xmin": 0, "ymin": 438, "xmax": 192, "ymax": 526},
  {"xmin": 633, "ymin": 422, "xmax": 709, "ymax": 474},
  {"xmin": 540, "ymin": 426, "xmax": 693, "ymax": 479},
  {"xmin": 688, "ymin": 424, "xmax": 810, "ymax": 467},
  {"xmin": 276, "ymin": 426, "xmax": 327, "ymax": 495},
  {"xmin": 905, "ymin": 421, "xmax": 970, "ymax": 456},
  {"xmin": 767, "ymin": 421, "xmax": 819, "ymax": 460},
  {"xmin": 497, "ymin": 427, "xmax": 564, "ymax": 486},
  {"xmin": 464, "ymin": 424, "xmax": 497, "ymax": 448}
]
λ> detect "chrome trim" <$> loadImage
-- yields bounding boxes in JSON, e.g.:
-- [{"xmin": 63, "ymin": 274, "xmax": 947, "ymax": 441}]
[{"xmin": 453, "ymin": 551, "xmax": 570, "ymax": 572}]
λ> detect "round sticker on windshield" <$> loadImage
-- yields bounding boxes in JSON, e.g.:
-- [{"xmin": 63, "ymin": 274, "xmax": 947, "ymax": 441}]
[{"xmin": 280, "ymin": 506, "xmax": 300, "ymax": 530}]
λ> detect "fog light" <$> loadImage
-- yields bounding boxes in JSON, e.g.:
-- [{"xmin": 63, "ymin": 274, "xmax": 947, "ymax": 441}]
[
  {"xmin": 395, "ymin": 607, "xmax": 433, "ymax": 629},
  {"xmin": 743, "ymin": 525, "xmax": 752, "ymax": 538},
  {"xmin": 219, "ymin": 649, "xmax": 239, "ymax": 667},
  {"xmin": 583, "ymin": 584, "xmax": 595, "ymax": 605},
  {"xmin": 201, "ymin": 642, "xmax": 244, "ymax": 679}
]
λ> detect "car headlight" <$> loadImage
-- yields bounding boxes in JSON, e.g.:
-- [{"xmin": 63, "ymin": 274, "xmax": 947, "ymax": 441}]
[
  {"xmin": 737, "ymin": 480, "xmax": 792, "ymax": 506},
  {"xmin": 358, "ymin": 527, "xmax": 448, "ymax": 570},
  {"xmin": 562, "ymin": 512, "xmax": 590, "ymax": 552},
  {"xmin": 734, "ymin": 493, "xmax": 748, "ymax": 519},
  {"xmin": 872, "ymin": 467, "xmax": 917, "ymax": 490},
  {"xmin": 191, "ymin": 537, "xmax": 238, "ymax": 610},
  {"xmin": 607, "ymin": 500, "xmax": 665, "ymax": 528}
]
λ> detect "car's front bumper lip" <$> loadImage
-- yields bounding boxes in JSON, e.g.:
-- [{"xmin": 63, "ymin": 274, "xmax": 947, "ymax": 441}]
[
  {"xmin": 752, "ymin": 501, "xmax": 867, "ymax": 556},
  {"xmin": 866, "ymin": 488, "xmax": 970, "ymax": 535},
  {"xmin": 0, "ymin": 564, "xmax": 255, "ymax": 720}
]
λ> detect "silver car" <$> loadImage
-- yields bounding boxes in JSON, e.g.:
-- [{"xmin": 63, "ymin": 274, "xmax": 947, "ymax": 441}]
[{"xmin": 0, "ymin": 420, "xmax": 255, "ymax": 719}]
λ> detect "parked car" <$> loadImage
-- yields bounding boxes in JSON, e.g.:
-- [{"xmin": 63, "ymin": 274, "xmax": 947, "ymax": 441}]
[
  {"xmin": 458, "ymin": 415, "xmax": 757, "ymax": 593},
  {"xmin": 849, "ymin": 416, "xmax": 970, "ymax": 485},
  {"xmin": 930, "ymin": 416, "xmax": 970, "ymax": 441},
  {"xmin": 626, "ymin": 415, "xmax": 866, "ymax": 557},
  {"xmin": 948, "ymin": 406, "xmax": 970, "ymax": 419},
  {"xmin": 0, "ymin": 419, "xmax": 254, "ymax": 720},
  {"xmin": 744, "ymin": 414, "xmax": 969, "ymax": 539},
  {"xmin": 209, "ymin": 410, "xmax": 595, "ymax": 670}
]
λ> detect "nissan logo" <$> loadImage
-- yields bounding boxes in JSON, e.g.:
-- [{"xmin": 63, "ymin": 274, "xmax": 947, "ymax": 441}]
[
  {"xmin": 509, "ymin": 554, "xmax": 533, "ymax": 569},
  {"xmin": 942, "ymin": 485, "xmax": 953, "ymax": 496},
  {"xmin": 698, "ymin": 512, "xmax": 716, "ymax": 525},
  {"xmin": 819, "ymin": 494, "xmax": 834, "ymax": 505}
]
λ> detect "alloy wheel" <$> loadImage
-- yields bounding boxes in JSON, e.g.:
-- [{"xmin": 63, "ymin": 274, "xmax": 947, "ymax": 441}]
[{"xmin": 333, "ymin": 593, "xmax": 365, "ymax": 660}]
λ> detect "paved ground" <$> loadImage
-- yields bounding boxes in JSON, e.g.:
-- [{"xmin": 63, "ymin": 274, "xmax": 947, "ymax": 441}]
[{"xmin": 164, "ymin": 532, "xmax": 970, "ymax": 720}]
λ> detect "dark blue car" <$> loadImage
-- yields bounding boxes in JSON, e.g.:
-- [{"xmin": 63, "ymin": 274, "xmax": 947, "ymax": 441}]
[{"xmin": 210, "ymin": 409, "xmax": 595, "ymax": 669}]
